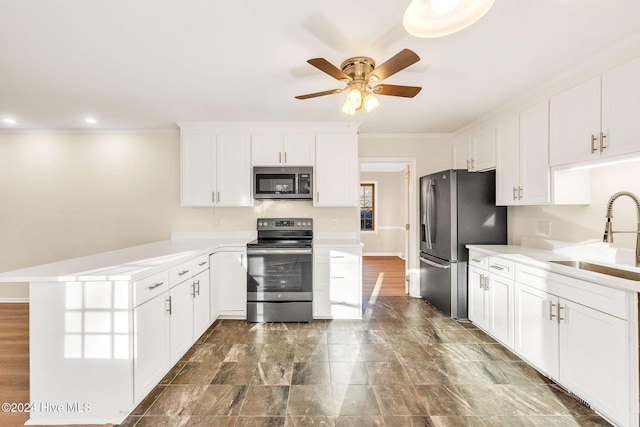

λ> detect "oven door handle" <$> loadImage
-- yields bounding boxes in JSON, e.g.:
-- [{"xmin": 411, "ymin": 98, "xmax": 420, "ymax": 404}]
[{"xmin": 247, "ymin": 248, "xmax": 313, "ymax": 255}]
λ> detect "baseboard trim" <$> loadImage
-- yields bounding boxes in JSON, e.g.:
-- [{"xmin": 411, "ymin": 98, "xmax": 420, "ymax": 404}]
[
  {"xmin": 0, "ymin": 298, "xmax": 29, "ymax": 303},
  {"xmin": 362, "ymin": 253, "xmax": 405, "ymax": 258}
]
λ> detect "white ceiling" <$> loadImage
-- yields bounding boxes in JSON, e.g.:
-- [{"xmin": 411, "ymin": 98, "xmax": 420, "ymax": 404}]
[{"xmin": 1, "ymin": 0, "xmax": 640, "ymax": 134}]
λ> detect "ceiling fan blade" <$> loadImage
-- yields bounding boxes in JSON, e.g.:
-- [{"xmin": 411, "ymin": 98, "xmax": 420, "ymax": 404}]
[
  {"xmin": 295, "ymin": 88, "xmax": 343, "ymax": 100},
  {"xmin": 307, "ymin": 58, "xmax": 351, "ymax": 82},
  {"xmin": 367, "ymin": 49, "xmax": 420, "ymax": 82},
  {"xmin": 372, "ymin": 84, "xmax": 422, "ymax": 98}
]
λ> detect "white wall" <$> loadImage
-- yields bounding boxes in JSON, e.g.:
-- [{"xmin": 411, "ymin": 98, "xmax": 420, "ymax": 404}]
[
  {"xmin": 360, "ymin": 171, "xmax": 407, "ymax": 256},
  {"xmin": 0, "ymin": 132, "xmax": 357, "ymax": 299}
]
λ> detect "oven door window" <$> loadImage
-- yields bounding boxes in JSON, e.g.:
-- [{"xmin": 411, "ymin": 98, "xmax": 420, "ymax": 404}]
[
  {"xmin": 247, "ymin": 253, "xmax": 312, "ymax": 295},
  {"xmin": 255, "ymin": 174, "xmax": 296, "ymax": 194}
]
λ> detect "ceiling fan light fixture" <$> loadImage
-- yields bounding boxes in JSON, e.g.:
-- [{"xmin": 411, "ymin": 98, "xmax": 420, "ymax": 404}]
[
  {"xmin": 341, "ymin": 98, "xmax": 357, "ymax": 115},
  {"xmin": 363, "ymin": 92, "xmax": 381, "ymax": 112},
  {"xmin": 346, "ymin": 87, "xmax": 363, "ymax": 107},
  {"xmin": 403, "ymin": 0, "xmax": 495, "ymax": 38}
]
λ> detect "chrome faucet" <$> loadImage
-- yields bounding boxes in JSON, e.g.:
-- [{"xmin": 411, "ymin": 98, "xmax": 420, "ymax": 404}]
[{"xmin": 603, "ymin": 191, "xmax": 640, "ymax": 267}]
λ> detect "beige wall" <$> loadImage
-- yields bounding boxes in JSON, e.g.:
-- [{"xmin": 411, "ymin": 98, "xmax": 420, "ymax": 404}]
[
  {"xmin": 508, "ymin": 159, "xmax": 640, "ymax": 251},
  {"xmin": 360, "ymin": 171, "xmax": 407, "ymax": 255},
  {"xmin": 0, "ymin": 132, "xmax": 357, "ymax": 299}
]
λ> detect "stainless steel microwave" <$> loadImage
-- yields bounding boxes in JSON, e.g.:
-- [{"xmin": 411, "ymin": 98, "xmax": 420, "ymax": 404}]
[{"xmin": 253, "ymin": 167, "xmax": 313, "ymax": 200}]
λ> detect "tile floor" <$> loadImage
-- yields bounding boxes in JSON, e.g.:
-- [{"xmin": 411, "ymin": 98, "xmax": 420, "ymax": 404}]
[{"xmin": 118, "ymin": 297, "xmax": 612, "ymax": 426}]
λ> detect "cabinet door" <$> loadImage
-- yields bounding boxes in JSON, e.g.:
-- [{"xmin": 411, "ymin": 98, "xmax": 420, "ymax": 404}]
[
  {"xmin": 514, "ymin": 284, "xmax": 558, "ymax": 379},
  {"xmin": 134, "ymin": 293, "xmax": 170, "ymax": 403},
  {"xmin": 252, "ymin": 134, "xmax": 283, "ymax": 166},
  {"xmin": 487, "ymin": 275, "xmax": 514, "ymax": 349},
  {"xmin": 471, "ymin": 126, "xmax": 496, "ymax": 171},
  {"xmin": 329, "ymin": 262, "xmax": 361, "ymax": 319},
  {"xmin": 549, "ymin": 77, "xmax": 601, "ymax": 166},
  {"xmin": 211, "ymin": 251, "xmax": 247, "ymax": 316},
  {"xmin": 216, "ymin": 135, "xmax": 252, "ymax": 206},
  {"xmin": 283, "ymin": 134, "xmax": 315, "ymax": 165},
  {"xmin": 453, "ymin": 137, "xmax": 471, "ymax": 170},
  {"xmin": 169, "ymin": 279, "xmax": 194, "ymax": 364},
  {"xmin": 467, "ymin": 266, "xmax": 487, "ymax": 329},
  {"xmin": 601, "ymin": 56, "xmax": 640, "ymax": 158},
  {"xmin": 558, "ymin": 299, "xmax": 629, "ymax": 426},
  {"xmin": 495, "ymin": 115, "xmax": 520, "ymax": 205},
  {"xmin": 315, "ymin": 134, "xmax": 358, "ymax": 206},
  {"xmin": 192, "ymin": 270, "xmax": 211, "ymax": 340},
  {"xmin": 181, "ymin": 134, "xmax": 216, "ymax": 206},
  {"xmin": 313, "ymin": 261, "xmax": 332, "ymax": 318},
  {"xmin": 519, "ymin": 101, "xmax": 550, "ymax": 204}
]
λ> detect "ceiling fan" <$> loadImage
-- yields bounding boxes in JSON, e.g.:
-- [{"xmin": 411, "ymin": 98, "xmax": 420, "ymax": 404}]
[{"xmin": 295, "ymin": 48, "xmax": 422, "ymax": 114}]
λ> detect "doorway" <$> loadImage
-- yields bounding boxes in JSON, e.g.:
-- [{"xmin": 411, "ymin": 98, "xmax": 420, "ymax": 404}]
[{"xmin": 359, "ymin": 157, "xmax": 418, "ymax": 302}]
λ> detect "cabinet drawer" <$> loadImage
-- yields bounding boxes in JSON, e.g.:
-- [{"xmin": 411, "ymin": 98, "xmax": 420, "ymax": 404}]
[
  {"xmin": 169, "ymin": 259, "xmax": 194, "ymax": 288},
  {"xmin": 315, "ymin": 247, "xmax": 361, "ymax": 264},
  {"xmin": 192, "ymin": 254, "xmax": 210, "ymax": 275},
  {"xmin": 134, "ymin": 271, "xmax": 169, "ymax": 306},
  {"xmin": 488, "ymin": 257, "xmax": 515, "ymax": 280},
  {"xmin": 469, "ymin": 253, "xmax": 489, "ymax": 270}
]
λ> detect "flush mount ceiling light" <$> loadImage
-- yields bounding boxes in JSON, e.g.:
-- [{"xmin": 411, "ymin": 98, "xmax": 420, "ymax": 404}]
[
  {"xmin": 85, "ymin": 117, "xmax": 97, "ymax": 124},
  {"xmin": 403, "ymin": 0, "xmax": 495, "ymax": 38},
  {"xmin": 295, "ymin": 49, "xmax": 422, "ymax": 115}
]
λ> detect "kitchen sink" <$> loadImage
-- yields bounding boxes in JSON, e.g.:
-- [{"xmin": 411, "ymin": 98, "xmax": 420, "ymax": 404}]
[{"xmin": 549, "ymin": 260, "xmax": 640, "ymax": 281}]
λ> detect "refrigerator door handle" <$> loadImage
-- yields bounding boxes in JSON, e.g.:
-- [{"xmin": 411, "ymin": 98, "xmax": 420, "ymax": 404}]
[
  {"xmin": 420, "ymin": 256, "xmax": 451, "ymax": 269},
  {"xmin": 425, "ymin": 178, "xmax": 434, "ymax": 250}
]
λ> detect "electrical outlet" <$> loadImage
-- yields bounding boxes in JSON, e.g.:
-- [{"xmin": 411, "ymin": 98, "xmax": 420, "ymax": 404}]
[{"xmin": 539, "ymin": 220, "xmax": 550, "ymax": 236}]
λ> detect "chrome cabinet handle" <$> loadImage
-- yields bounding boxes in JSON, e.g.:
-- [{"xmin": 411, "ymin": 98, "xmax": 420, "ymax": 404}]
[
  {"xmin": 466, "ymin": 159, "xmax": 471, "ymax": 170},
  {"xmin": 331, "ymin": 276, "xmax": 345, "ymax": 279},
  {"xmin": 284, "ymin": 152, "xmax": 287, "ymax": 163},
  {"xmin": 217, "ymin": 191, "xmax": 220, "ymax": 203},
  {"xmin": 470, "ymin": 159, "xmax": 475, "ymax": 169},
  {"xmin": 279, "ymin": 152, "xmax": 282, "ymax": 163},
  {"xmin": 479, "ymin": 275, "xmax": 485, "ymax": 290},
  {"xmin": 471, "ymin": 258, "xmax": 482, "ymax": 263},
  {"xmin": 558, "ymin": 305, "xmax": 566, "ymax": 323},
  {"xmin": 191, "ymin": 283, "xmax": 196, "ymax": 297},
  {"xmin": 490, "ymin": 265, "xmax": 504, "ymax": 271},
  {"xmin": 600, "ymin": 131, "xmax": 607, "ymax": 152},
  {"xmin": 166, "ymin": 296, "xmax": 172, "ymax": 315},
  {"xmin": 147, "ymin": 282, "xmax": 164, "ymax": 290},
  {"xmin": 316, "ymin": 192, "xmax": 320, "ymax": 203},
  {"xmin": 198, "ymin": 261, "xmax": 207, "ymax": 266},
  {"xmin": 513, "ymin": 187, "xmax": 518, "ymax": 201},
  {"xmin": 518, "ymin": 186, "xmax": 523, "ymax": 200},
  {"xmin": 212, "ymin": 192, "xmax": 215, "ymax": 203},
  {"xmin": 195, "ymin": 280, "xmax": 200, "ymax": 296},
  {"xmin": 178, "ymin": 269, "xmax": 190, "ymax": 276},
  {"xmin": 591, "ymin": 134, "xmax": 598, "ymax": 154},
  {"xmin": 549, "ymin": 301, "xmax": 556, "ymax": 320}
]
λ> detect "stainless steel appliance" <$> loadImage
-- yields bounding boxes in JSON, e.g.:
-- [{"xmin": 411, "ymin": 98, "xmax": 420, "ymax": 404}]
[
  {"xmin": 253, "ymin": 167, "xmax": 312, "ymax": 200},
  {"xmin": 246, "ymin": 218, "xmax": 313, "ymax": 322},
  {"xmin": 419, "ymin": 169, "xmax": 507, "ymax": 319}
]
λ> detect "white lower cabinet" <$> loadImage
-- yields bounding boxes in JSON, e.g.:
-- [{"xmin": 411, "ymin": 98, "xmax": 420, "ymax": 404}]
[
  {"xmin": 468, "ymin": 254, "xmax": 514, "ymax": 348},
  {"xmin": 192, "ymin": 270, "xmax": 211, "ymax": 340},
  {"xmin": 514, "ymin": 284, "xmax": 559, "ymax": 379},
  {"xmin": 514, "ymin": 263, "xmax": 631, "ymax": 427},
  {"xmin": 211, "ymin": 249, "xmax": 247, "ymax": 318},
  {"xmin": 468, "ymin": 265, "xmax": 489, "ymax": 330},
  {"xmin": 133, "ymin": 293, "xmax": 170, "ymax": 403},
  {"xmin": 314, "ymin": 245, "xmax": 362, "ymax": 319},
  {"xmin": 169, "ymin": 278, "xmax": 196, "ymax": 364},
  {"xmin": 558, "ymin": 298, "xmax": 629, "ymax": 426}
]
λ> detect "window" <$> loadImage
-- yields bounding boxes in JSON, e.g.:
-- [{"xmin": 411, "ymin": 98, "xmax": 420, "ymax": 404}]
[{"xmin": 360, "ymin": 183, "xmax": 375, "ymax": 231}]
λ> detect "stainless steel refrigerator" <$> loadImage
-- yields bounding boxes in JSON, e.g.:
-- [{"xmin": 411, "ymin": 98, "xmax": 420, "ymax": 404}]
[{"xmin": 419, "ymin": 169, "xmax": 507, "ymax": 319}]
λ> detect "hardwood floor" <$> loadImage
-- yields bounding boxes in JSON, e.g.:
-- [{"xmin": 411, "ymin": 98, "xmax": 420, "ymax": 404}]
[
  {"xmin": 0, "ymin": 304, "xmax": 29, "ymax": 427},
  {"xmin": 362, "ymin": 256, "xmax": 406, "ymax": 298}
]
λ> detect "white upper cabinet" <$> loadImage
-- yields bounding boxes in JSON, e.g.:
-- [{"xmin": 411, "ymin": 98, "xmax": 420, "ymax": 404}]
[
  {"xmin": 550, "ymin": 56, "xmax": 640, "ymax": 167},
  {"xmin": 252, "ymin": 134, "xmax": 315, "ymax": 166},
  {"xmin": 455, "ymin": 126, "xmax": 496, "ymax": 171},
  {"xmin": 315, "ymin": 134, "xmax": 358, "ymax": 206},
  {"xmin": 496, "ymin": 101, "xmax": 550, "ymax": 205},
  {"xmin": 471, "ymin": 126, "xmax": 497, "ymax": 171},
  {"xmin": 181, "ymin": 133, "xmax": 252, "ymax": 207},
  {"xmin": 601, "ymin": 56, "xmax": 640, "ymax": 158},
  {"xmin": 549, "ymin": 77, "xmax": 601, "ymax": 166}
]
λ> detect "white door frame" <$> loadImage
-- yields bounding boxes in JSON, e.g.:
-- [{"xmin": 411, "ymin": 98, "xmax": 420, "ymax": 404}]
[{"xmin": 359, "ymin": 157, "xmax": 420, "ymax": 298}]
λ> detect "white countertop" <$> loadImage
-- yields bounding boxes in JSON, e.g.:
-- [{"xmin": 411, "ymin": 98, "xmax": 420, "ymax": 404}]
[
  {"xmin": 467, "ymin": 240, "xmax": 640, "ymax": 293},
  {"xmin": 313, "ymin": 232, "xmax": 362, "ymax": 248},
  {"xmin": 0, "ymin": 233, "xmax": 254, "ymax": 283}
]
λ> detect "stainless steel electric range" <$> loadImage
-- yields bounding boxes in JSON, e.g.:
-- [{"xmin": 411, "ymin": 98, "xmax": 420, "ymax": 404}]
[{"xmin": 246, "ymin": 218, "xmax": 313, "ymax": 322}]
